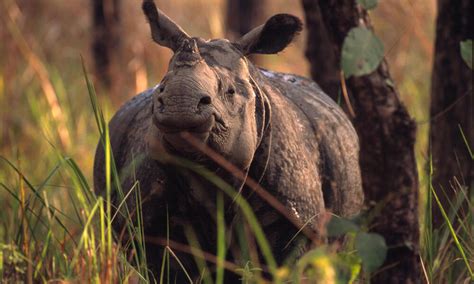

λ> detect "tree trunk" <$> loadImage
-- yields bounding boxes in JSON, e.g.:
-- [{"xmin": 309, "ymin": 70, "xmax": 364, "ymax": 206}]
[
  {"xmin": 430, "ymin": 0, "xmax": 473, "ymax": 228},
  {"xmin": 306, "ymin": 1, "xmax": 420, "ymax": 282},
  {"xmin": 226, "ymin": 0, "xmax": 265, "ymax": 64},
  {"xmin": 301, "ymin": 0, "xmax": 340, "ymax": 100},
  {"xmin": 226, "ymin": 0, "xmax": 265, "ymax": 38},
  {"xmin": 91, "ymin": 0, "xmax": 121, "ymax": 95}
]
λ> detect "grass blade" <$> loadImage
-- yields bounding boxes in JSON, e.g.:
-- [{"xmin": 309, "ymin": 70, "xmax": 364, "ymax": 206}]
[{"xmin": 430, "ymin": 184, "xmax": 473, "ymax": 278}]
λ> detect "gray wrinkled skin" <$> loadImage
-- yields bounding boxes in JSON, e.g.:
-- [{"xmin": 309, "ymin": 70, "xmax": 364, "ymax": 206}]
[{"xmin": 94, "ymin": 2, "xmax": 363, "ymax": 282}]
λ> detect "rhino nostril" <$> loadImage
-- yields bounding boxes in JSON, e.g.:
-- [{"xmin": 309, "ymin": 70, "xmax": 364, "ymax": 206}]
[
  {"xmin": 157, "ymin": 97, "xmax": 164, "ymax": 106},
  {"xmin": 198, "ymin": 95, "xmax": 212, "ymax": 106},
  {"xmin": 156, "ymin": 97, "xmax": 165, "ymax": 112}
]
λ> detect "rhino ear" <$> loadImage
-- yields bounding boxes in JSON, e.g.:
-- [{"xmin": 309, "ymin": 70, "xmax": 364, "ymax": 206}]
[
  {"xmin": 235, "ymin": 14, "xmax": 303, "ymax": 55},
  {"xmin": 142, "ymin": 0, "xmax": 190, "ymax": 52}
]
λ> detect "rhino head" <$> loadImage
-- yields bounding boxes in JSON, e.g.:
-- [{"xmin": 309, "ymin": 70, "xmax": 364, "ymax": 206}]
[{"xmin": 143, "ymin": 0, "xmax": 302, "ymax": 172}]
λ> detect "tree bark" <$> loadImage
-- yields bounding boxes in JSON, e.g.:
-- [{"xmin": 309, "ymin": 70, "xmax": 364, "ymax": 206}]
[
  {"xmin": 430, "ymin": 0, "xmax": 473, "ymax": 228},
  {"xmin": 301, "ymin": 1, "xmax": 340, "ymax": 100},
  {"xmin": 307, "ymin": 1, "xmax": 420, "ymax": 282},
  {"xmin": 91, "ymin": 0, "xmax": 121, "ymax": 94}
]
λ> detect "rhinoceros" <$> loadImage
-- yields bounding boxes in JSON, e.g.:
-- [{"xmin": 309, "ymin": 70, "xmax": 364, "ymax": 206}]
[{"xmin": 94, "ymin": 0, "xmax": 363, "ymax": 281}]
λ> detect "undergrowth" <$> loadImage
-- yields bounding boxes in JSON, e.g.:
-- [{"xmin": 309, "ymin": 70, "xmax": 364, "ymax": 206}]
[{"xmin": 0, "ymin": 58, "xmax": 472, "ymax": 284}]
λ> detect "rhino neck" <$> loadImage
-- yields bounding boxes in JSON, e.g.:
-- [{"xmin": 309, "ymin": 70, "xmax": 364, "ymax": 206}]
[
  {"xmin": 250, "ymin": 68, "xmax": 272, "ymax": 150},
  {"xmin": 248, "ymin": 78, "xmax": 272, "ymax": 188},
  {"xmin": 219, "ymin": 69, "xmax": 273, "ymax": 195}
]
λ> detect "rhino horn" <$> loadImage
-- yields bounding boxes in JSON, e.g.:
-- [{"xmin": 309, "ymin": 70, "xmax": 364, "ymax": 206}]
[{"xmin": 173, "ymin": 38, "xmax": 204, "ymax": 67}]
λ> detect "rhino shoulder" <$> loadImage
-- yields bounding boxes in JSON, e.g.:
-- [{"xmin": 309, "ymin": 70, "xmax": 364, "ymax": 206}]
[{"xmin": 93, "ymin": 88, "xmax": 155, "ymax": 193}]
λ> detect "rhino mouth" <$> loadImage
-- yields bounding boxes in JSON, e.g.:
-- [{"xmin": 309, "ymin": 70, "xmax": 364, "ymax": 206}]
[
  {"xmin": 154, "ymin": 115, "xmax": 214, "ymax": 134},
  {"xmin": 153, "ymin": 113, "xmax": 227, "ymax": 155}
]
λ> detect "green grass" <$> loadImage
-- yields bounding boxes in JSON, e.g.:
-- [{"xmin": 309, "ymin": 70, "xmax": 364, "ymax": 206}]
[{"xmin": 420, "ymin": 153, "xmax": 473, "ymax": 283}]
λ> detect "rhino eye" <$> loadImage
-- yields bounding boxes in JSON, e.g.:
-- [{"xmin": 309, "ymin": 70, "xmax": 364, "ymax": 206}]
[
  {"xmin": 159, "ymin": 85, "xmax": 165, "ymax": 93},
  {"xmin": 227, "ymin": 88, "xmax": 235, "ymax": 95}
]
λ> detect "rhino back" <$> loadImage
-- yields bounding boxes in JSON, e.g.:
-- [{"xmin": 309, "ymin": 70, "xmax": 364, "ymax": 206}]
[{"xmin": 260, "ymin": 69, "xmax": 363, "ymax": 217}]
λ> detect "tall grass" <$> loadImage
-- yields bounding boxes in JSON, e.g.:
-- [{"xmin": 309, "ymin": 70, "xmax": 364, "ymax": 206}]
[
  {"xmin": 1, "ymin": 6, "xmax": 147, "ymax": 280},
  {"xmin": 3, "ymin": 54, "xmax": 470, "ymax": 283},
  {"xmin": 420, "ymin": 150, "xmax": 473, "ymax": 283},
  {"xmin": 0, "ymin": 65, "xmax": 149, "ymax": 282}
]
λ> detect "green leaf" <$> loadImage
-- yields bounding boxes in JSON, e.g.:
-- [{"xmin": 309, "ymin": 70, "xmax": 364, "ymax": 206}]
[
  {"xmin": 326, "ymin": 215, "xmax": 359, "ymax": 237},
  {"xmin": 357, "ymin": 0, "xmax": 378, "ymax": 10},
  {"xmin": 460, "ymin": 40, "xmax": 473, "ymax": 69},
  {"xmin": 334, "ymin": 252, "xmax": 362, "ymax": 284},
  {"xmin": 385, "ymin": 78, "xmax": 395, "ymax": 88},
  {"xmin": 355, "ymin": 232, "xmax": 387, "ymax": 273},
  {"xmin": 341, "ymin": 27, "xmax": 384, "ymax": 78}
]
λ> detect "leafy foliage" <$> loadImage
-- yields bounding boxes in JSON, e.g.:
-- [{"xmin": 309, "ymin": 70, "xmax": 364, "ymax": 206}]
[
  {"xmin": 357, "ymin": 0, "xmax": 379, "ymax": 10},
  {"xmin": 326, "ymin": 215, "xmax": 359, "ymax": 237},
  {"xmin": 355, "ymin": 232, "xmax": 387, "ymax": 273},
  {"xmin": 341, "ymin": 27, "xmax": 384, "ymax": 78},
  {"xmin": 326, "ymin": 214, "xmax": 388, "ymax": 275},
  {"xmin": 292, "ymin": 247, "xmax": 361, "ymax": 283},
  {"xmin": 460, "ymin": 40, "xmax": 473, "ymax": 69}
]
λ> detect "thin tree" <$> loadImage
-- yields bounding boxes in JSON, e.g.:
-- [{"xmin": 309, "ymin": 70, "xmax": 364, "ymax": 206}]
[
  {"xmin": 303, "ymin": 1, "xmax": 420, "ymax": 282},
  {"xmin": 226, "ymin": 0, "xmax": 266, "ymax": 64},
  {"xmin": 91, "ymin": 0, "xmax": 121, "ymax": 95},
  {"xmin": 226, "ymin": 0, "xmax": 265, "ymax": 38},
  {"xmin": 430, "ymin": 0, "xmax": 473, "ymax": 228},
  {"xmin": 301, "ymin": 1, "xmax": 340, "ymax": 100}
]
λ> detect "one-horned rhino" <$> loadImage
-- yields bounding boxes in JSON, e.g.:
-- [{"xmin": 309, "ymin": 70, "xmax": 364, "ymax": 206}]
[{"xmin": 94, "ymin": 0, "xmax": 363, "ymax": 281}]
